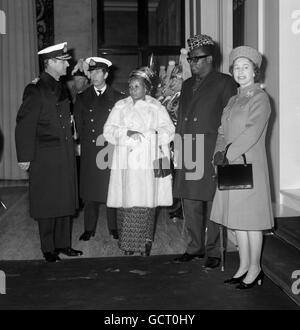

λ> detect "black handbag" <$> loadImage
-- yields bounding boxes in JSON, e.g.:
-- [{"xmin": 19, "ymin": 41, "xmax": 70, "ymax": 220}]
[
  {"xmin": 153, "ymin": 132, "xmax": 171, "ymax": 178},
  {"xmin": 217, "ymin": 145, "xmax": 253, "ymax": 190}
]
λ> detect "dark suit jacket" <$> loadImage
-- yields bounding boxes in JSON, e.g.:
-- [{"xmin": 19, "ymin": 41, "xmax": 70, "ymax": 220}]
[
  {"xmin": 173, "ymin": 70, "xmax": 237, "ymax": 201},
  {"xmin": 15, "ymin": 72, "xmax": 78, "ymax": 218},
  {"xmin": 74, "ymin": 85, "xmax": 123, "ymax": 202}
]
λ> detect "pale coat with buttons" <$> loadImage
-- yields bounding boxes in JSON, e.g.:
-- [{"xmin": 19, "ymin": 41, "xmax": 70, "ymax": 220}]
[
  {"xmin": 15, "ymin": 72, "xmax": 78, "ymax": 218},
  {"xmin": 74, "ymin": 85, "xmax": 123, "ymax": 202},
  {"xmin": 103, "ymin": 95, "xmax": 175, "ymax": 208},
  {"xmin": 210, "ymin": 84, "xmax": 274, "ymax": 230}
]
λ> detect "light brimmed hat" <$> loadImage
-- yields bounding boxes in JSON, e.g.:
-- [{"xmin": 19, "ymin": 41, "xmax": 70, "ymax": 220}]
[
  {"xmin": 85, "ymin": 57, "xmax": 112, "ymax": 71},
  {"xmin": 38, "ymin": 42, "xmax": 71, "ymax": 60},
  {"xmin": 229, "ymin": 46, "xmax": 262, "ymax": 68}
]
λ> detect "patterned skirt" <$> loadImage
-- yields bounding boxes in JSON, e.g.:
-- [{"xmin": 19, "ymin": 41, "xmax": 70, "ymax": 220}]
[{"xmin": 117, "ymin": 207, "xmax": 156, "ymax": 253}]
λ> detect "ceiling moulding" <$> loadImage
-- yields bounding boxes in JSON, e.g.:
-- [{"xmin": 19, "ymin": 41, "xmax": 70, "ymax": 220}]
[{"xmin": 104, "ymin": 0, "xmax": 159, "ymax": 12}]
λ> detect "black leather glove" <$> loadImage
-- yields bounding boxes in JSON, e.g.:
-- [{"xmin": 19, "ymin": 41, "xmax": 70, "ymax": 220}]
[{"xmin": 213, "ymin": 151, "xmax": 229, "ymax": 166}]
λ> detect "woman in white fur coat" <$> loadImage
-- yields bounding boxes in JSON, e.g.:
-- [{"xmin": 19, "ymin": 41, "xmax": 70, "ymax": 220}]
[{"xmin": 103, "ymin": 67, "xmax": 175, "ymax": 256}]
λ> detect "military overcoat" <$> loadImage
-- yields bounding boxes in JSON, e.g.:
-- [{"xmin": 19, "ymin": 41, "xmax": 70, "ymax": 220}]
[
  {"xmin": 74, "ymin": 85, "xmax": 123, "ymax": 202},
  {"xmin": 15, "ymin": 72, "xmax": 78, "ymax": 219}
]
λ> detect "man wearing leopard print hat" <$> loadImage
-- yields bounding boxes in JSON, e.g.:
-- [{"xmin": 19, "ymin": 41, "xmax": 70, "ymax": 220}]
[{"xmin": 173, "ymin": 34, "xmax": 237, "ymax": 269}]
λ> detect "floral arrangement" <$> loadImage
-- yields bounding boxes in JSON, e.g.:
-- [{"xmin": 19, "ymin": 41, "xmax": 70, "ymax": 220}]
[{"xmin": 155, "ymin": 48, "xmax": 191, "ymax": 126}]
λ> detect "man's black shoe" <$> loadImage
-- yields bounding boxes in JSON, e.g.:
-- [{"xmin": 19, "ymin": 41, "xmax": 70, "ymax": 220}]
[
  {"xmin": 55, "ymin": 247, "xmax": 83, "ymax": 257},
  {"xmin": 173, "ymin": 252, "xmax": 205, "ymax": 263},
  {"xmin": 43, "ymin": 252, "xmax": 61, "ymax": 262},
  {"xmin": 79, "ymin": 231, "xmax": 94, "ymax": 241},
  {"xmin": 110, "ymin": 229, "xmax": 119, "ymax": 240},
  {"xmin": 204, "ymin": 257, "xmax": 221, "ymax": 269}
]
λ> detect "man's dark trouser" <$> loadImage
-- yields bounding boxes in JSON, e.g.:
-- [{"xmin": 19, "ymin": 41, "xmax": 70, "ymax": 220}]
[
  {"xmin": 183, "ymin": 199, "xmax": 226, "ymax": 257},
  {"xmin": 37, "ymin": 217, "xmax": 71, "ymax": 253},
  {"xmin": 84, "ymin": 201, "xmax": 117, "ymax": 235}
]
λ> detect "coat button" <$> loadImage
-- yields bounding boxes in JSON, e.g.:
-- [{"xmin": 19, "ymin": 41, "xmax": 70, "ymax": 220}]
[
  {"xmin": 92, "ymin": 139, "xmax": 95, "ymax": 143},
  {"xmin": 92, "ymin": 129, "xmax": 95, "ymax": 133},
  {"xmin": 193, "ymin": 117, "xmax": 197, "ymax": 122},
  {"xmin": 91, "ymin": 119, "xmax": 94, "ymax": 122},
  {"xmin": 89, "ymin": 109, "xmax": 93, "ymax": 112},
  {"xmin": 59, "ymin": 115, "xmax": 62, "ymax": 118}
]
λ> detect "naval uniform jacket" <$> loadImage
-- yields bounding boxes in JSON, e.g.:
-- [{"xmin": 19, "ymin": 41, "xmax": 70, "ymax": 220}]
[
  {"xmin": 74, "ymin": 85, "xmax": 123, "ymax": 202},
  {"xmin": 15, "ymin": 72, "xmax": 78, "ymax": 219},
  {"xmin": 173, "ymin": 70, "xmax": 237, "ymax": 201}
]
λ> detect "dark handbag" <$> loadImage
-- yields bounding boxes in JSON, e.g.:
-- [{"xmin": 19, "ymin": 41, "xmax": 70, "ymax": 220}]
[
  {"xmin": 153, "ymin": 132, "xmax": 171, "ymax": 178},
  {"xmin": 153, "ymin": 154, "xmax": 172, "ymax": 178},
  {"xmin": 217, "ymin": 145, "xmax": 253, "ymax": 190}
]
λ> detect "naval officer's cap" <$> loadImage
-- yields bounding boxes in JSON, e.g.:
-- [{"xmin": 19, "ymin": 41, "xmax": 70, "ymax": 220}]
[
  {"xmin": 38, "ymin": 42, "xmax": 71, "ymax": 60},
  {"xmin": 85, "ymin": 57, "xmax": 112, "ymax": 71}
]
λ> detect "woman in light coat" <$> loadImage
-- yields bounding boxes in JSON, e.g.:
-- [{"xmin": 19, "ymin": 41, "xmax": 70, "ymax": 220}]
[
  {"xmin": 210, "ymin": 46, "xmax": 274, "ymax": 289},
  {"xmin": 103, "ymin": 67, "xmax": 175, "ymax": 256}
]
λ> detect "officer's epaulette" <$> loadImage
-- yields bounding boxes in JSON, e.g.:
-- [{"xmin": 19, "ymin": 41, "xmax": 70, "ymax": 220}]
[{"xmin": 31, "ymin": 77, "xmax": 40, "ymax": 85}]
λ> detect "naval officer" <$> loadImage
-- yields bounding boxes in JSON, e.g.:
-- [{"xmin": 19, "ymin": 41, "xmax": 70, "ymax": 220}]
[
  {"xmin": 15, "ymin": 42, "xmax": 83, "ymax": 262},
  {"xmin": 74, "ymin": 57, "xmax": 123, "ymax": 241}
]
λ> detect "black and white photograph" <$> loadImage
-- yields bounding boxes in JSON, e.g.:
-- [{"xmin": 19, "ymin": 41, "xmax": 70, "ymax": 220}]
[{"xmin": 0, "ymin": 0, "xmax": 300, "ymax": 315}]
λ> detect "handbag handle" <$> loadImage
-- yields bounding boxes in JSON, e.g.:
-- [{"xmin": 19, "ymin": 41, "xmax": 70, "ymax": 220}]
[
  {"xmin": 155, "ymin": 131, "xmax": 164, "ymax": 156},
  {"xmin": 223, "ymin": 143, "xmax": 248, "ymax": 167}
]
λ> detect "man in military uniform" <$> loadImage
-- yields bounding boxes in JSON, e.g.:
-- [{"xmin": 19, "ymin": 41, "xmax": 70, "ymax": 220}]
[
  {"xmin": 15, "ymin": 42, "xmax": 83, "ymax": 262},
  {"xmin": 74, "ymin": 57, "xmax": 123, "ymax": 241},
  {"xmin": 173, "ymin": 34, "xmax": 237, "ymax": 268}
]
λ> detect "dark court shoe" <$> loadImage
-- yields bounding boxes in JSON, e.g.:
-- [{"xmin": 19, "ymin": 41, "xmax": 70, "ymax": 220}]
[
  {"xmin": 110, "ymin": 229, "xmax": 119, "ymax": 240},
  {"xmin": 236, "ymin": 270, "xmax": 264, "ymax": 290},
  {"xmin": 43, "ymin": 252, "xmax": 61, "ymax": 263},
  {"xmin": 55, "ymin": 247, "xmax": 83, "ymax": 257},
  {"xmin": 173, "ymin": 252, "xmax": 205, "ymax": 263},
  {"xmin": 204, "ymin": 257, "xmax": 221, "ymax": 269},
  {"xmin": 79, "ymin": 231, "xmax": 94, "ymax": 241},
  {"xmin": 224, "ymin": 272, "xmax": 248, "ymax": 284}
]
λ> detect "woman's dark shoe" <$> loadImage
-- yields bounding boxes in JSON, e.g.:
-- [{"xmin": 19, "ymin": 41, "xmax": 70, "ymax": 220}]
[
  {"xmin": 236, "ymin": 270, "xmax": 264, "ymax": 289},
  {"xmin": 124, "ymin": 251, "xmax": 134, "ymax": 256},
  {"xmin": 224, "ymin": 271, "xmax": 248, "ymax": 284}
]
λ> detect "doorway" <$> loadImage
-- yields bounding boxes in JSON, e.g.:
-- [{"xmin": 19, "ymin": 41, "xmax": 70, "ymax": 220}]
[{"xmin": 96, "ymin": 0, "xmax": 185, "ymax": 93}]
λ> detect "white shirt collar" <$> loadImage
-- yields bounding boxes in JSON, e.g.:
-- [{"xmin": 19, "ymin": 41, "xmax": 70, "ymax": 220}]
[{"xmin": 94, "ymin": 85, "xmax": 107, "ymax": 96}]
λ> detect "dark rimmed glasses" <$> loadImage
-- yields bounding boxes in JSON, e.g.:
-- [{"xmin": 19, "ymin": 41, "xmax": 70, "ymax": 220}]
[{"xmin": 187, "ymin": 54, "xmax": 210, "ymax": 63}]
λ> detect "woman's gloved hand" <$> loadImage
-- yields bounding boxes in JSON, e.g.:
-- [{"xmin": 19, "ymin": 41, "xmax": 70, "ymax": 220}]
[
  {"xmin": 127, "ymin": 130, "xmax": 144, "ymax": 142},
  {"xmin": 213, "ymin": 151, "xmax": 229, "ymax": 166}
]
